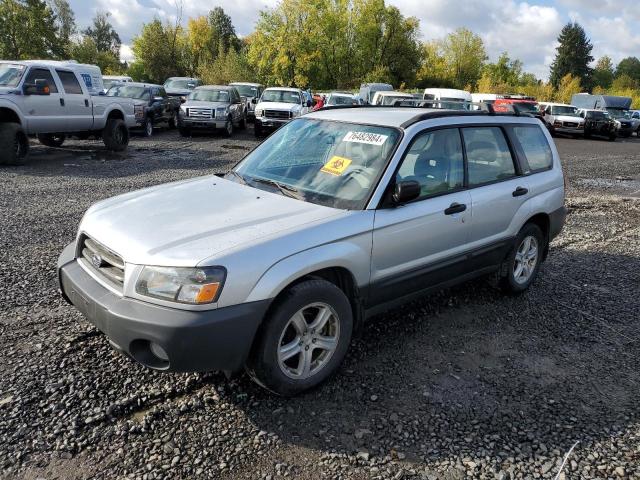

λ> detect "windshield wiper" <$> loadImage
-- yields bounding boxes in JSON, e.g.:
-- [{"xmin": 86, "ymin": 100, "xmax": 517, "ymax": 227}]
[
  {"xmin": 225, "ymin": 170, "xmax": 247, "ymax": 185},
  {"xmin": 249, "ymin": 177, "xmax": 304, "ymax": 200}
]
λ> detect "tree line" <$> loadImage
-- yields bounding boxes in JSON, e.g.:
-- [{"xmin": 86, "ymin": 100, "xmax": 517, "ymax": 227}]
[{"xmin": 3, "ymin": 0, "xmax": 640, "ymax": 106}]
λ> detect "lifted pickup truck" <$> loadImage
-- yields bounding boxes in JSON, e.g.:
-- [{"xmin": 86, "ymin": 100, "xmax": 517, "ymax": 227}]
[{"xmin": 0, "ymin": 60, "xmax": 139, "ymax": 165}]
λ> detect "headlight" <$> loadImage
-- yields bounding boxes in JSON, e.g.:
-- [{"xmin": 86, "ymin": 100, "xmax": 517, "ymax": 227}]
[
  {"xmin": 216, "ymin": 107, "xmax": 229, "ymax": 117},
  {"xmin": 134, "ymin": 104, "xmax": 145, "ymax": 119},
  {"xmin": 291, "ymin": 110, "xmax": 300, "ymax": 117},
  {"xmin": 136, "ymin": 266, "xmax": 226, "ymax": 305},
  {"xmin": 180, "ymin": 105, "xmax": 187, "ymax": 113},
  {"xmin": 255, "ymin": 109, "xmax": 263, "ymax": 117}
]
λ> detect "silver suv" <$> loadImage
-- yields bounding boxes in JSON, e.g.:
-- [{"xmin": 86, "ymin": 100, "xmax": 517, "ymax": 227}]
[{"xmin": 57, "ymin": 107, "xmax": 566, "ymax": 396}]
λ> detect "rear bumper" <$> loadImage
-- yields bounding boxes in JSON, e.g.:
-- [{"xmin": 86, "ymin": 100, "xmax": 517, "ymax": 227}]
[
  {"xmin": 549, "ymin": 206, "xmax": 567, "ymax": 242},
  {"xmin": 57, "ymin": 243, "xmax": 270, "ymax": 373}
]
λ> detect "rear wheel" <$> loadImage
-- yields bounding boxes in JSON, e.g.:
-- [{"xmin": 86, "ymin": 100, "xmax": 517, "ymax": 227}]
[
  {"xmin": 247, "ymin": 279, "xmax": 353, "ymax": 396},
  {"xmin": 142, "ymin": 117, "xmax": 154, "ymax": 137},
  {"xmin": 102, "ymin": 118, "xmax": 129, "ymax": 151},
  {"xmin": 499, "ymin": 223, "xmax": 544, "ymax": 294},
  {"xmin": 37, "ymin": 133, "xmax": 65, "ymax": 148},
  {"xmin": 0, "ymin": 123, "xmax": 29, "ymax": 166}
]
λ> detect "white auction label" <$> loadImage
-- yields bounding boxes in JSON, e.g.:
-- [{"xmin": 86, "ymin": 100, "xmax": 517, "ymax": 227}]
[{"xmin": 343, "ymin": 131, "xmax": 388, "ymax": 146}]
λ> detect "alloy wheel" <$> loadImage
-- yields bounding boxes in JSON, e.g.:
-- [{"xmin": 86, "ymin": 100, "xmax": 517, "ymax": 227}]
[
  {"xmin": 513, "ymin": 235, "xmax": 538, "ymax": 285},
  {"xmin": 277, "ymin": 302, "xmax": 340, "ymax": 380}
]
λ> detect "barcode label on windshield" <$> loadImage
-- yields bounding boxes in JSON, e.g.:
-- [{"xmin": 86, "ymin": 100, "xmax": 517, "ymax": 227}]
[{"xmin": 343, "ymin": 131, "xmax": 388, "ymax": 146}]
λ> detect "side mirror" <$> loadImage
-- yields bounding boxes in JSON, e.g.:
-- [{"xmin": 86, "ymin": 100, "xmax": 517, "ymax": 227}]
[
  {"xmin": 392, "ymin": 180, "xmax": 421, "ymax": 204},
  {"xmin": 23, "ymin": 78, "xmax": 50, "ymax": 95},
  {"xmin": 251, "ymin": 98, "xmax": 258, "ymax": 104}
]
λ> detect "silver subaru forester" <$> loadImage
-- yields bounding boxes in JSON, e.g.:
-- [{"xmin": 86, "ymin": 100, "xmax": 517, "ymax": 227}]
[{"xmin": 58, "ymin": 107, "xmax": 566, "ymax": 396}]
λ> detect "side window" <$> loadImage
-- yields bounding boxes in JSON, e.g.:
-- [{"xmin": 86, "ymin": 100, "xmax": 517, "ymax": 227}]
[
  {"xmin": 462, "ymin": 127, "xmax": 516, "ymax": 186},
  {"xmin": 546, "ymin": 106, "xmax": 552, "ymax": 114},
  {"xmin": 511, "ymin": 125, "xmax": 553, "ymax": 172},
  {"xmin": 56, "ymin": 70, "xmax": 83, "ymax": 94},
  {"xmin": 24, "ymin": 68, "xmax": 58, "ymax": 93},
  {"xmin": 396, "ymin": 128, "xmax": 464, "ymax": 199}
]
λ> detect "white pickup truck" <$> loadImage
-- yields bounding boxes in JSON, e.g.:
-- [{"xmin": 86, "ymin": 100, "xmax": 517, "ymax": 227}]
[{"xmin": 0, "ymin": 60, "xmax": 140, "ymax": 165}]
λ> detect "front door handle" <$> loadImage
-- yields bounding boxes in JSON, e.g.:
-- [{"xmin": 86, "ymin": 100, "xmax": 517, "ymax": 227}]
[
  {"xmin": 512, "ymin": 186, "xmax": 528, "ymax": 197},
  {"xmin": 444, "ymin": 202, "xmax": 467, "ymax": 215},
  {"xmin": 84, "ymin": 99, "xmax": 89, "ymax": 107},
  {"xmin": 59, "ymin": 98, "xmax": 65, "ymax": 106}
]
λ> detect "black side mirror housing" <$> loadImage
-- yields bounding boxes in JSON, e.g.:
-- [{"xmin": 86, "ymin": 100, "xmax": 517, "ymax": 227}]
[
  {"xmin": 392, "ymin": 180, "xmax": 421, "ymax": 204},
  {"xmin": 23, "ymin": 78, "xmax": 50, "ymax": 96},
  {"xmin": 251, "ymin": 98, "xmax": 258, "ymax": 104}
]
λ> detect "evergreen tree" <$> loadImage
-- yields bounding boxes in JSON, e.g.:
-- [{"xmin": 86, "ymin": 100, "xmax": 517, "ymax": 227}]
[
  {"xmin": 549, "ymin": 22, "xmax": 593, "ymax": 89},
  {"xmin": 83, "ymin": 12, "xmax": 121, "ymax": 58},
  {"xmin": 592, "ymin": 56, "xmax": 614, "ymax": 89}
]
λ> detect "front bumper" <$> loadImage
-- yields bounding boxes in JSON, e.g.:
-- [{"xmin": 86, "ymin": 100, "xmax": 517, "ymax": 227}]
[
  {"xmin": 255, "ymin": 117, "xmax": 291, "ymax": 129},
  {"xmin": 179, "ymin": 117, "xmax": 226, "ymax": 129},
  {"xmin": 57, "ymin": 243, "xmax": 270, "ymax": 373}
]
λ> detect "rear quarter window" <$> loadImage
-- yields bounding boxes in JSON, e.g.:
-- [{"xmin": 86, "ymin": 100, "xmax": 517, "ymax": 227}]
[
  {"xmin": 512, "ymin": 125, "xmax": 553, "ymax": 172},
  {"xmin": 462, "ymin": 127, "xmax": 516, "ymax": 186}
]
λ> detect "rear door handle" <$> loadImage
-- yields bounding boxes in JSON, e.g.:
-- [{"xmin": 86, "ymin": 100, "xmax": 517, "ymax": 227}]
[
  {"xmin": 444, "ymin": 202, "xmax": 467, "ymax": 215},
  {"xmin": 512, "ymin": 186, "xmax": 528, "ymax": 197},
  {"xmin": 59, "ymin": 98, "xmax": 65, "ymax": 106}
]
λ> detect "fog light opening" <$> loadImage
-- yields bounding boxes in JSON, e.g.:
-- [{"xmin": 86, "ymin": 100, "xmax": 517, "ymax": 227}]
[{"xmin": 130, "ymin": 339, "xmax": 170, "ymax": 370}]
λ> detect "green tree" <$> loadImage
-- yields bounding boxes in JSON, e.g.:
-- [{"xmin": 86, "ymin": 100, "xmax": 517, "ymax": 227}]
[
  {"xmin": 615, "ymin": 57, "xmax": 640, "ymax": 83},
  {"xmin": 549, "ymin": 22, "xmax": 593, "ymax": 89},
  {"xmin": 83, "ymin": 12, "xmax": 121, "ymax": 58},
  {"xmin": 592, "ymin": 56, "xmax": 614, "ymax": 89},
  {"xmin": 48, "ymin": 0, "xmax": 75, "ymax": 53},
  {"xmin": 0, "ymin": 0, "xmax": 64, "ymax": 59},
  {"xmin": 611, "ymin": 73, "xmax": 637, "ymax": 90},
  {"xmin": 438, "ymin": 28, "xmax": 487, "ymax": 89},
  {"xmin": 197, "ymin": 46, "xmax": 255, "ymax": 85},
  {"xmin": 554, "ymin": 73, "xmax": 581, "ymax": 104},
  {"xmin": 208, "ymin": 7, "xmax": 240, "ymax": 56},
  {"xmin": 131, "ymin": 19, "xmax": 187, "ymax": 83},
  {"xmin": 69, "ymin": 36, "xmax": 122, "ymax": 73},
  {"xmin": 483, "ymin": 52, "xmax": 522, "ymax": 86}
]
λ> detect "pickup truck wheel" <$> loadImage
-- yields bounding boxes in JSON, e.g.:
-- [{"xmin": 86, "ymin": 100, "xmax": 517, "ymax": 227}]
[
  {"xmin": 168, "ymin": 111, "xmax": 178, "ymax": 129},
  {"xmin": 224, "ymin": 116, "xmax": 234, "ymax": 137},
  {"xmin": 0, "ymin": 123, "xmax": 29, "ymax": 166},
  {"xmin": 499, "ymin": 223, "xmax": 544, "ymax": 295},
  {"xmin": 254, "ymin": 124, "xmax": 262, "ymax": 137},
  {"xmin": 102, "ymin": 118, "xmax": 129, "ymax": 151},
  {"xmin": 608, "ymin": 133, "xmax": 617, "ymax": 142},
  {"xmin": 37, "ymin": 133, "xmax": 65, "ymax": 148},
  {"xmin": 247, "ymin": 279, "xmax": 353, "ymax": 396},
  {"xmin": 178, "ymin": 127, "xmax": 190, "ymax": 137},
  {"xmin": 142, "ymin": 117, "xmax": 154, "ymax": 137},
  {"xmin": 239, "ymin": 114, "xmax": 247, "ymax": 130}
]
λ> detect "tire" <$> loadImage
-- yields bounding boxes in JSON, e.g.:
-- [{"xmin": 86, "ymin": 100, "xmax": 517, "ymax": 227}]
[
  {"xmin": 37, "ymin": 133, "xmax": 65, "ymax": 148},
  {"xmin": 247, "ymin": 279, "xmax": 353, "ymax": 396},
  {"xmin": 608, "ymin": 134, "xmax": 617, "ymax": 142},
  {"xmin": 239, "ymin": 113, "xmax": 247, "ymax": 130},
  {"xmin": 0, "ymin": 123, "xmax": 29, "ymax": 166},
  {"xmin": 168, "ymin": 111, "xmax": 178, "ymax": 129},
  {"xmin": 584, "ymin": 129, "xmax": 591, "ymax": 139},
  {"xmin": 499, "ymin": 223, "xmax": 545, "ymax": 295},
  {"xmin": 142, "ymin": 117, "xmax": 153, "ymax": 137},
  {"xmin": 254, "ymin": 124, "xmax": 262, "ymax": 138},
  {"xmin": 178, "ymin": 127, "xmax": 191, "ymax": 137},
  {"xmin": 102, "ymin": 118, "xmax": 129, "ymax": 152},
  {"xmin": 224, "ymin": 116, "xmax": 233, "ymax": 137}
]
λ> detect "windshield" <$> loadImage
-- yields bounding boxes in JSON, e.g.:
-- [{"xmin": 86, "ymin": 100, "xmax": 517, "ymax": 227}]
[
  {"xmin": 232, "ymin": 84, "xmax": 258, "ymax": 97},
  {"xmin": 261, "ymin": 90, "xmax": 301, "ymax": 104},
  {"xmin": 188, "ymin": 89, "xmax": 230, "ymax": 102},
  {"xmin": 589, "ymin": 111, "xmax": 609, "ymax": 119},
  {"xmin": 514, "ymin": 102, "xmax": 539, "ymax": 113},
  {"xmin": 106, "ymin": 85, "xmax": 150, "ymax": 100},
  {"xmin": 606, "ymin": 108, "xmax": 630, "ymax": 119},
  {"xmin": 551, "ymin": 105, "xmax": 578, "ymax": 116},
  {"xmin": 0, "ymin": 63, "xmax": 26, "ymax": 87},
  {"xmin": 164, "ymin": 79, "xmax": 196, "ymax": 90},
  {"xmin": 103, "ymin": 79, "xmax": 121, "ymax": 90},
  {"xmin": 327, "ymin": 95, "xmax": 355, "ymax": 105},
  {"xmin": 230, "ymin": 119, "xmax": 401, "ymax": 209}
]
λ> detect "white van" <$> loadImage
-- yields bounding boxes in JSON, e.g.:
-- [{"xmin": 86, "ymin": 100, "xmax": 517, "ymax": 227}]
[
  {"xmin": 371, "ymin": 91, "xmax": 415, "ymax": 106},
  {"xmin": 423, "ymin": 88, "xmax": 472, "ymax": 110},
  {"xmin": 103, "ymin": 75, "xmax": 133, "ymax": 92}
]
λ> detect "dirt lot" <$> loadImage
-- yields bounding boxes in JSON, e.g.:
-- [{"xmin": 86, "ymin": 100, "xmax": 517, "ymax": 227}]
[{"xmin": 1, "ymin": 125, "xmax": 639, "ymax": 480}]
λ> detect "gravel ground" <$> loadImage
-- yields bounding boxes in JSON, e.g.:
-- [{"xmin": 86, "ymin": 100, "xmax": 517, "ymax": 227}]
[{"xmin": 1, "ymin": 126, "xmax": 639, "ymax": 480}]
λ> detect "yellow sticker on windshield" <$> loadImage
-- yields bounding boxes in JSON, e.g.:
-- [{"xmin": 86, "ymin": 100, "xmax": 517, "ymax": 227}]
[{"xmin": 321, "ymin": 156, "xmax": 352, "ymax": 176}]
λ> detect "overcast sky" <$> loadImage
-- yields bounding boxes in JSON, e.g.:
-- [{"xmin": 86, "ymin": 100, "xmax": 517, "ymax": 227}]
[{"xmin": 67, "ymin": 0, "xmax": 640, "ymax": 80}]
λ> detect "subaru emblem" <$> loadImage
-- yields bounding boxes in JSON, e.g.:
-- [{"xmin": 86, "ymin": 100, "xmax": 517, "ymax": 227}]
[{"xmin": 91, "ymin": 253, "xmax": 102, "ymax": 269}]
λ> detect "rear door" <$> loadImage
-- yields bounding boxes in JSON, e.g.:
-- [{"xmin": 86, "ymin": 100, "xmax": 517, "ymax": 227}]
[
  {"xmin": 370, "ymin": 127, "xmax": 472, "ymax": 306},
  {"xmin": 463, "ymin": 126, "xmax": 530, "ymax": 259},
  {"xmin": 21, "ymin": 67, "xmax": 64, "ymax": 133},
  {"xmin": 55, "ymin": 69, "xmax": 92, "ymax": 131}
]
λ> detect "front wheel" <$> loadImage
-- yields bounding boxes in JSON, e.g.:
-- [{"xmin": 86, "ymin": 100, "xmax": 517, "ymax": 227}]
[
  {"xmin": 37, "ymin": 133, "xmax": 65, "ymax": 148},
  {"xmin": 142, "ymin": 117, "xmax": 154, "ymax": 137},
  {"xmin": 608, "ymin": 133, "xmax": 617, "ymax": 142},
  {"xmin": 239, "ymin": 114, "xmax": 247, "ymax": 130},
  {"xmin": 0, "ymin": 123, "xmax": 29, "ymax": 165},
  {"xmin": 178, "ymin": 127, "xmax": 191, "ymax": 137},
  {"xmin": 168, "ymin": 111, "xmax": 178, "ymax": 129},
  {"xmin": 499, "ymin": 223, "xmax": 544, "ymax": 294},
  {"xmin": 247, "ymin": 279, "xmax": 353, "ymax": 396},
  {"xmin": 102, "ymin": 118, "xmax": 129, "ymax": 151},
  {"xmin": 224, "ymin": 116, "xmax": 234, "ymax": 137}
]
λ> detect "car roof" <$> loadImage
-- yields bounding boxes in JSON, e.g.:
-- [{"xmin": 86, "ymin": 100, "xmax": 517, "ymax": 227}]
[
  {"xmin": 375, "ymin": 91, "xmax": 414, "ymax": 97},
  {"xmin": 264, "ymin": 87, "xmax": 301, "ymax": 92},
  {"xmin": 197, "ymin": 85, "xmax": 234, "ymax": 90},
  {"xmin": 165, "ymin": 77, "xmax": 198, "ymax": 81},
  {"xmin": 118, "ymin": 82, "xmax": 160, "ymax": 88},
  {"xmin": 306, "ymin": 107, "xmax": 540, "ymax": 128},
  {"xmin": 540, "ymin": 102, "xmax": 573, "ymax": 107},
  {"xmin": 230, "ymin": 82, "xmax": 262, "ymax": 86}
]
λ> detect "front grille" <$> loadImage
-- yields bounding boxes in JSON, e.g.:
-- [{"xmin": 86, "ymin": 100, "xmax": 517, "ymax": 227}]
[
  {"xmin": 264, "ymin": 110, "xmax": 292, "ymax": 120},
  {"xmin": 620, "ymin": 122, "xmax": 631, "ymax": 128},
  {"xmin": 563, "ymin": 122, "xmax": 578, "ymax": 128},
  {"xmin": 187, "ymin": 108, "xmax": 213, "ymax": 119},
  {"xmin": 78, "ymin": 235, "xmax": 125, "ymax": 289}
]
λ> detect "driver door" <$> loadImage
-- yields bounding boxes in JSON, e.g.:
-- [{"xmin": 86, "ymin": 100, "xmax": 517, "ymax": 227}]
[
  {"xmin": 369, "ymin": 127, "xmax": 472, "ymax": 307},
  {"xmin": 21, "ymin": 67, "xmax": 64, "ymax": 133}
]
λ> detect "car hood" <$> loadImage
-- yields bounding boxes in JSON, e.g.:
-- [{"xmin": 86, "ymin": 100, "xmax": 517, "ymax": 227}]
[
  {"xmin": 0, "ymin": 86, "xmax": 20, "ymax": 95},
  {"xmin": 165, "ymin": 88, "xmax": 192, "ymax": 96},
  {"xmin": 182, "ymin": 100, "xmax": 229, "ymax": 109},
  {"xmin": 256, "ymin": 101, "xmax": 300, "ymax": 111},
  {"xmin": 555, "ymin": 115, "xmax": 583, "ymax": 122},
  {"xmin": 79, "ymin": 176, "xmax": 344, "ymax": 266}
]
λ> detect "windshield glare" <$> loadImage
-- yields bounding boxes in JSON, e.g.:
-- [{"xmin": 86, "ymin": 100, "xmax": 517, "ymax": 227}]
[
  {"xmin": 106, "ymin": 85, "xmax": 150, "ymax": 100},
  {"xmin": 552, "ymin": 106, "xmax": 578, "ymax": 116},
  {"xmin": 231, "ymin": 119, "xmax": 401, "ymax": 209},
  {"xmin": 232, "ymin": 85, "xmax": 258, "ymax": 97},
  {"xmin": 261, "ymin": 90, "xmax": 301, "ymax": 104},
  {"xmin": 189, "ymin": 89, "xmax": 229, "ymax": 102},
  {"xmin": 164, "ymin": 79, "xmax": 195, "ymax": 90},
  {"xmin": 0, "ymin": 63, "xmax": 26, "ymax": 87}
]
